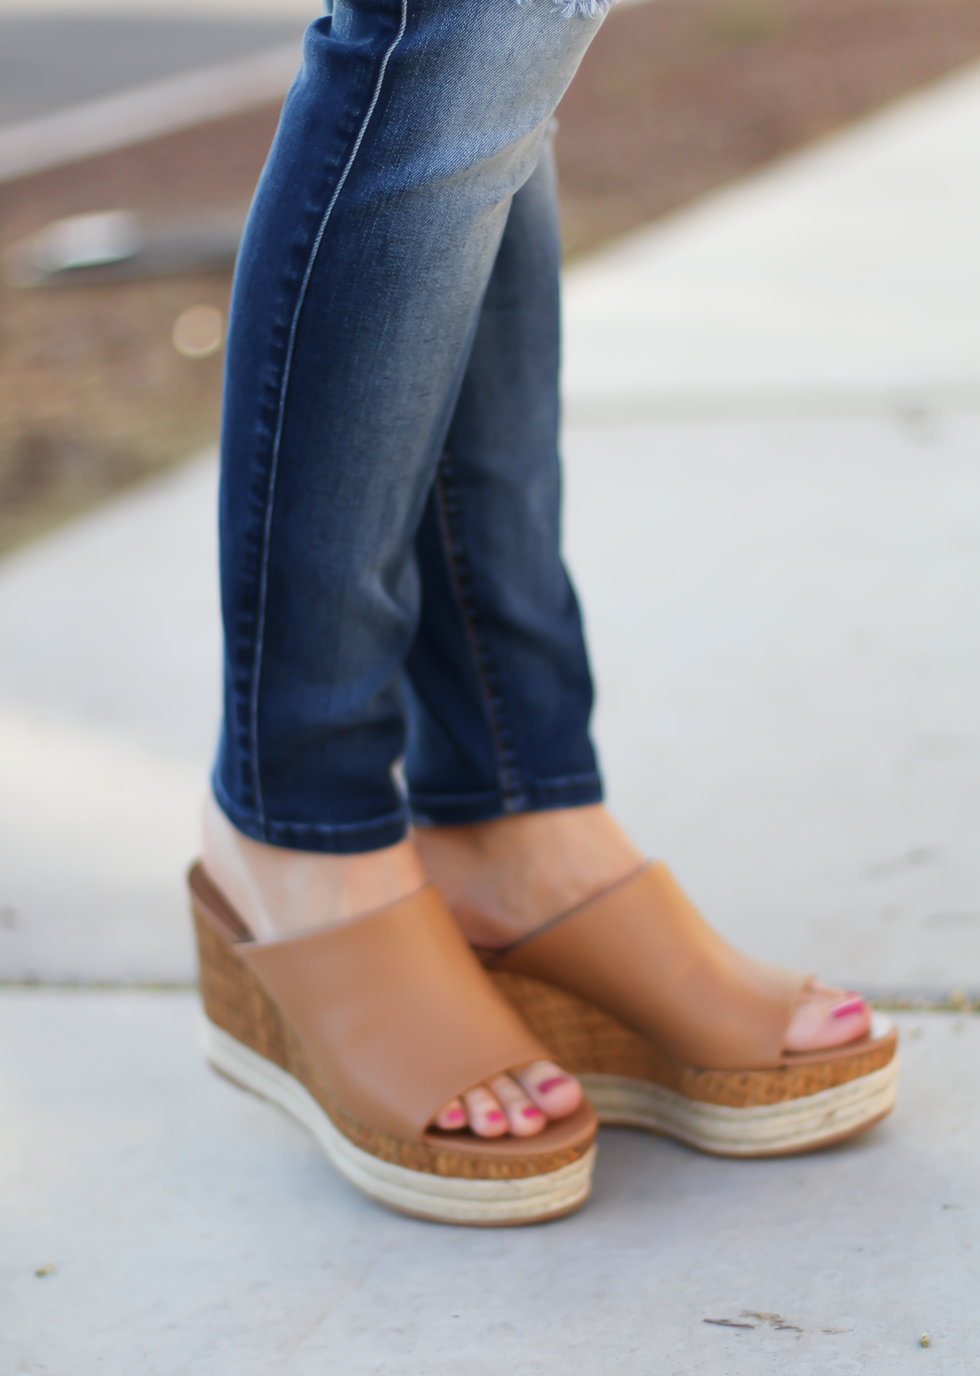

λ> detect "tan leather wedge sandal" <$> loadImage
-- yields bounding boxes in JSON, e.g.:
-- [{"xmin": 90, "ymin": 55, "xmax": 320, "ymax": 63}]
[
  {"xmin": 482, "ymin": 863, "xmax": 898, "ymax": 1159},
  {"xmin": 188, "ymin": 863, "xmax": 597, "ymax": 1225}
]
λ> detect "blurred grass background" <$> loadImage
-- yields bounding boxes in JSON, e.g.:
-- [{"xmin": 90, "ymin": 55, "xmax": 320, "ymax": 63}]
[{"xmin": 3, "ymin": 0, "xmax": 980, "ymax": 556}]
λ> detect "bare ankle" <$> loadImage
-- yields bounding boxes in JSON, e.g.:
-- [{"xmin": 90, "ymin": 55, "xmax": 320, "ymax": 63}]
[
  {"xmin": 201, "ymin": 793, "xmax": 426, "ymax": 939},
  {"xmin": 413, "ymin": 805, "xmax": 643, "ymax": 949}
]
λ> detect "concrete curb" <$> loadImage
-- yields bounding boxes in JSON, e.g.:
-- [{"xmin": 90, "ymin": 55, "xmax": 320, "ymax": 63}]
[{"xmin": 0, "ymin": 41, "xmax": 300, "ymax": 185}]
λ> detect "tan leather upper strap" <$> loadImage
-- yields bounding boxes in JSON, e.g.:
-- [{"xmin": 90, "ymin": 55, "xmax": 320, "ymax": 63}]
[
  {"xmin": 489, "ymin": 862, "xmax": 808, "ymax": 1070},
  {"xmin": 229, "ymin": 885, "xmax": 549, "ymax": 1142}
]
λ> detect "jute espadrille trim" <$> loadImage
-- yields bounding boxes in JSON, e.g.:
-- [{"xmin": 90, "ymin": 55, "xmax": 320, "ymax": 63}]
[
  {"xmin": 490, "ymin": 970, "xmax": 896, "ymax": 1110},
  {"xmin": 193, "ymin": 904, "xmax": 592, "ymax": 1181}
]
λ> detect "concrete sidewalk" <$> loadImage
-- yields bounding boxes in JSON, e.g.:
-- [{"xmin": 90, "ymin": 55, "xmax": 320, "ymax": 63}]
[
  {"xmin": 3, "ymin": 991, "xmax": 976, "ymax": 1375},
  {"xmin": 1, "ymin": 61, "xmax": 979, "ymax": 1375},
  {"xmin": 561, "ymin": 60, "xmax": 980, "ymax": 416}
]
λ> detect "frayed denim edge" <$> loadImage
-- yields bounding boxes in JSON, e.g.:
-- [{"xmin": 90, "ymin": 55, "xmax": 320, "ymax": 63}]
[{"xmin": 517, "ymin": 0, "xmax": 614, "ymax": 20}]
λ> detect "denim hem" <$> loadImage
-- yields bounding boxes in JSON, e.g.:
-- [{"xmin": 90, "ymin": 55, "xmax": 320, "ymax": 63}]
[
  {"xmin": 213, "ymin": 777, "xmax": 409, "ymax": 855},
  {"xmin": 408, "ymin": 773, "xmax": 603, "ymax": 826}
]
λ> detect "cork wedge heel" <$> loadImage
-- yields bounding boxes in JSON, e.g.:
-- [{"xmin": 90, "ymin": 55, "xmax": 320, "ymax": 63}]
[
  {"xmin": 484, "ymin": 864, "xmax": 898, "ymax": 1159},
  {"xmin": 189, "ymin": 864, "xmax": 597, "ymax": 1225},
  {"xmin": 489, "ymin": 971, "xmax": 897, "ymax": 1157}
]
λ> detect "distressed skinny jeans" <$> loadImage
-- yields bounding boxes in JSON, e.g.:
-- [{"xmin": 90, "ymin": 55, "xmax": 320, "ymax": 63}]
[{"xmin": 213, "ymin": 0, "xmax": 608, "ymax": 853}]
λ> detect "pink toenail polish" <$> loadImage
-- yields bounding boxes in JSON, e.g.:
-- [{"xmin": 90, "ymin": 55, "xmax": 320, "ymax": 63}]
[
  {"xmin": 485, "ymin": 1110, "xmax": 506, "ymax": 1122},
  {"xmin": 831, "ymin": 998, "xmax": 866, "ymax": 1019},
  {"xmin": 522, "ymin": 1105, "xmax": 544, "ymax": 1119},
  {"xmin": 535, "ymin": 1076, "xmax": 568, "ymax": 1095},
  {"xmin": 446, "ymin": 1108, "xmax": 465, "ymax": 1123}
]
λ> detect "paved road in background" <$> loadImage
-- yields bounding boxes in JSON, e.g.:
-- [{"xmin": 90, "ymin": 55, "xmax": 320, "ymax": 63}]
[{"xmin": 0, "ymin": 12, "xmax": 312, "ymax": 127}]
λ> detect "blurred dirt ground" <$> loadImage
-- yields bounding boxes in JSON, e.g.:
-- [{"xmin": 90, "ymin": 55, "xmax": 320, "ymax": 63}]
[{"xmin": 3, "ymin": 0, "xmax": 980, "ymax": 556}]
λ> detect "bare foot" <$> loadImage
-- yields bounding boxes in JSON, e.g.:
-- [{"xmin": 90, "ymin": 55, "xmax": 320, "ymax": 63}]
[
  {"xmin": 201, "ymin": 793, "xmax": 581, "ymax": 1138},
  {"xmin": 782, "ymin": 981, "xmax": 872, "ymax": 1052},
  {"xmin": 413, "ymin": 806, "xmax": 872, "ymax": 1054}
]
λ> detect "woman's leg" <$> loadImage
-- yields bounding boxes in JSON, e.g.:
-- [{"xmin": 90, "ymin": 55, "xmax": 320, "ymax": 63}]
[
  {"xmin": 205, "ymin": 0, "xmax": 607, "ymax": 1136},
  {"xmin": 400, "ymin": 136, "xmax": 873, "ymax": 1057},
  {"xmin": 213, "ymin": 0, "xmax": 604, "ymax": 851},
  {"xmin": 404, "ymin": 136, "xmax": 601, "ymax": 827}
]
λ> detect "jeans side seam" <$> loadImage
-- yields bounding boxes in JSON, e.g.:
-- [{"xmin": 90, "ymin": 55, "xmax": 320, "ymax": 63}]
[
  {"xmin": 247, "ymin": 1, "xmax": 410, "ymax": 836},
  {"xmin": 434, "ymin": 456, "xmax": 525, "ymax": 804}
]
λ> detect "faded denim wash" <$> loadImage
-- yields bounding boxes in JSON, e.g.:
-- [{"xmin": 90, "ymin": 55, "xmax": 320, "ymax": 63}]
[{"xmin": 213, "ymin": 0, "xmax": 608, "ymax": 852}]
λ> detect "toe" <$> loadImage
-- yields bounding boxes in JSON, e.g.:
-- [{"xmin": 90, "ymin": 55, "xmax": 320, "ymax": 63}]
[
  {"xmin": 784, "ymin": 989, "xmax": 872, "ymax": 1052},
  {"xmin": 462, "ymin": 1084, "xmax": 509, "ymax": 1137},
  {"xmin": 515, "ymin": 1060, "xmax": 583, "ymax": 1120},
  {"xmin": 433, "ymin": 1097, "xmax": 467, "ymax": 1131},
  {"xmin": 487, "ymin": 1074, "xmax": 547, "ymax": 1137}
]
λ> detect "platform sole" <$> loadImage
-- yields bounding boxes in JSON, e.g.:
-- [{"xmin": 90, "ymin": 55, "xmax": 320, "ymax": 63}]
[
  {"xmin": 202, "ymin": 1017, "xmax": 596, "ymax": 1225},
  {"xmin": 578, "ymin": 1055, "xmax": 899, "ymax": 1157}
]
